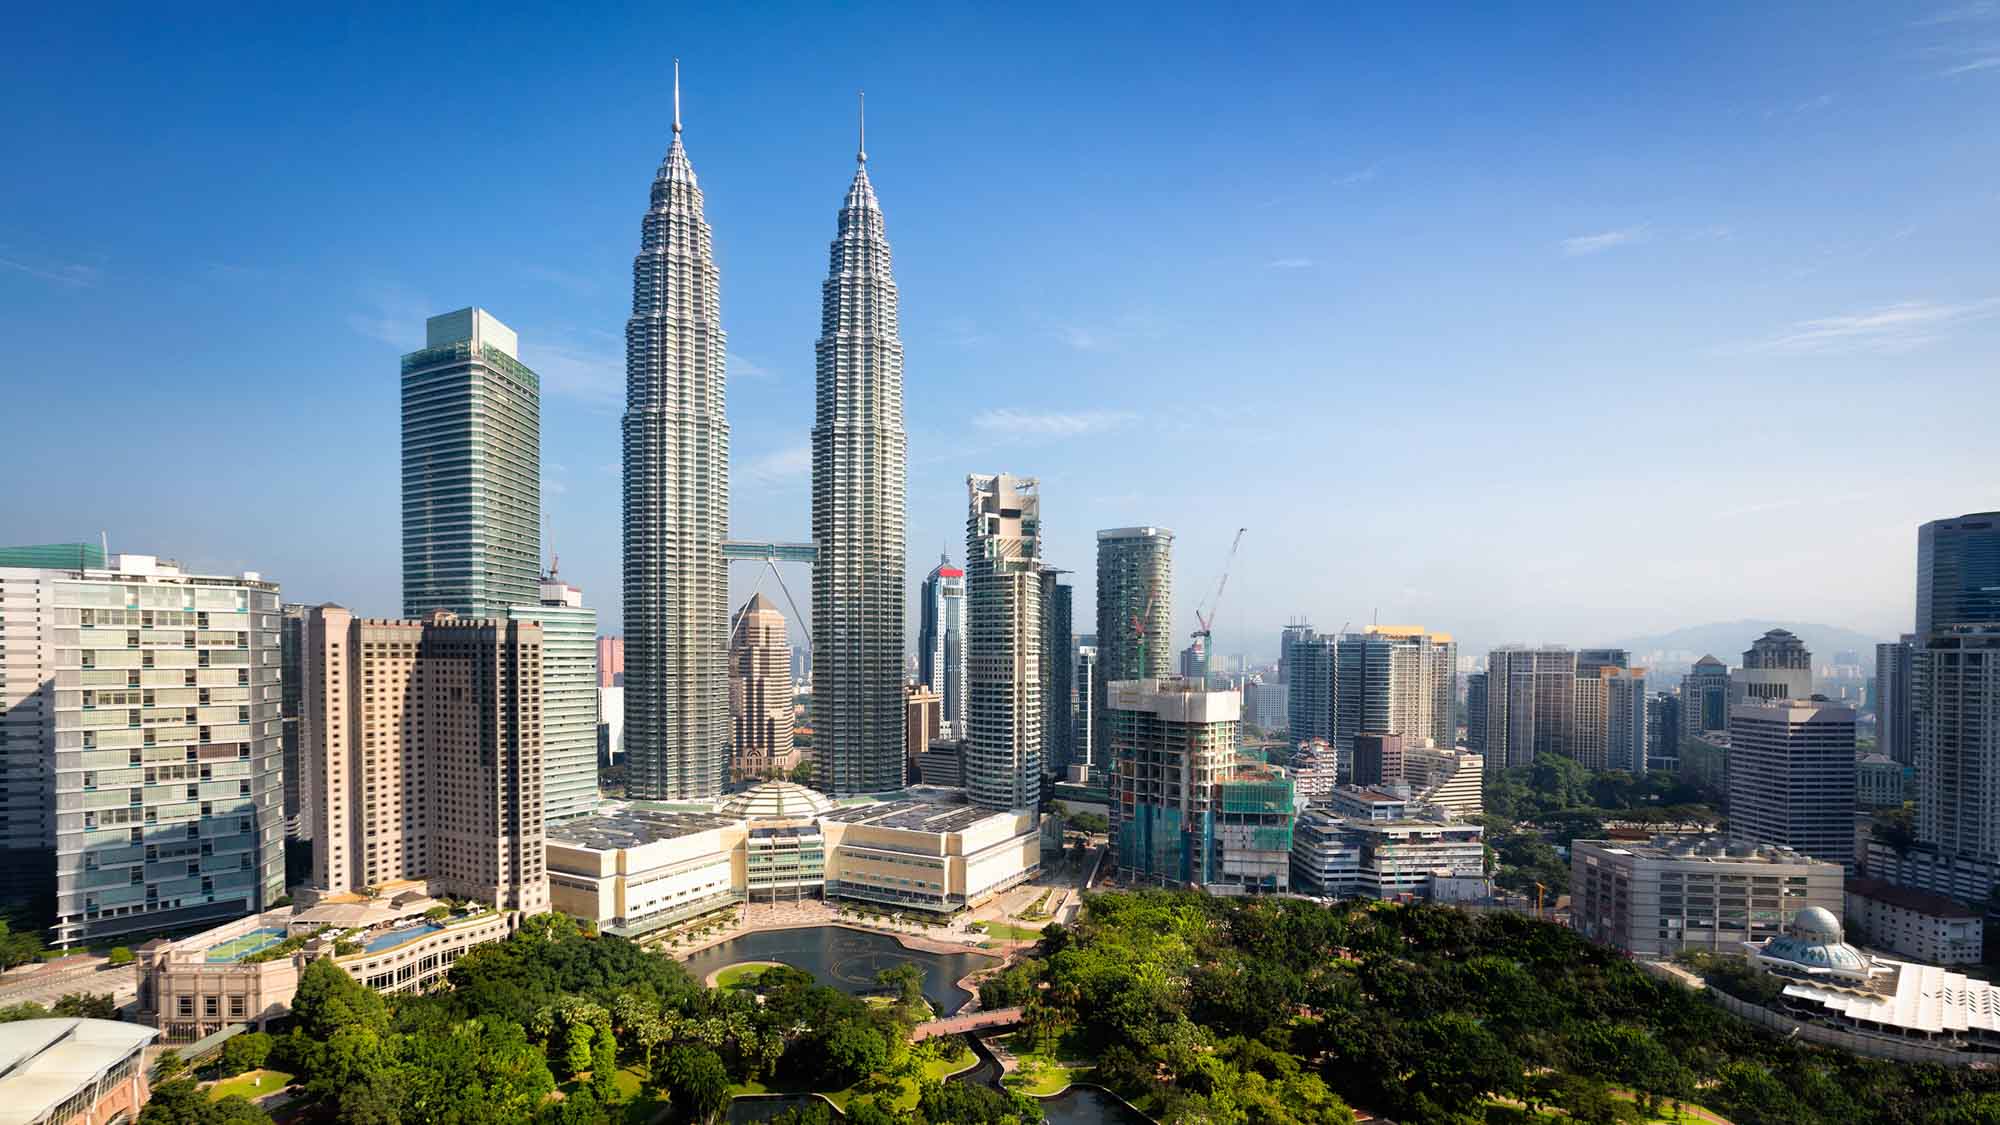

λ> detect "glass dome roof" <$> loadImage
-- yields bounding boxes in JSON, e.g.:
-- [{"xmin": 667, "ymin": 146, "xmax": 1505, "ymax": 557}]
[{"xmin": 720, "ymin": 781, "xmax": 834, "ymax": 822}]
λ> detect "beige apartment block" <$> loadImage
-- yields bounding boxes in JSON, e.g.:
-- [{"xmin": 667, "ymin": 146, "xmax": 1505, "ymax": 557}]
[{"xmin": 301, "ymin": 607, "xmax": 548, "ymax": 912}]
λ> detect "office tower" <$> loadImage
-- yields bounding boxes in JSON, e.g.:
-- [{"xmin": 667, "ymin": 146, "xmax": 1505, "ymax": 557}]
[
  {"xmin": 1917, "ymin": 512, "xmax": 2000, "ymax": 635},
  {"xmin": 1244, "ymin": 678, "xmax": 1288, "ymax": 734},
  {"xmin": 1583, "ymin": 666, "xmax": 1648, "ymax": 774},
  {"xmin": 964, "ymin": 475, "xmax": 1043, "ymax": 810},
  {"xmin": 917, "ymin": 555, "xmax": 966, "ymax": 735},
  {"xmin": 1110, "ymin": 677, "xmax": 1290, "ymax": 891},
  {"xmin": 597, "ymin": 636, "xmax": 624, "ymax": 687},
  {"xmin": 402, "ymin": 307, "xmax": 541, "ymax": 619},
  {"xmin": 279, "ymin": 604, "xmax": 309, "ymax": 840},
  {"xmin": 1287, "ymin": 635, "xmax": 1337, "ymax": 743},
  {"xmin": 598, "ymin": 684, "xmax": 623, "ymax": 764},
  {"xmin": 1914, "ymin": 626, "xmax": 2000, "ymax": 881},
  {"xmin": 1072, "ymin": 644, "xmax": 1097, "ymax": 774},
  {"xmin": 1180, "ymin": 637, "xmax": 1208, "ymax": 681},
  {"xmin": 1681, "ymin": 655, "xmax": 1731, "ymax": 734},
  {"xmin": 1040, "ymin": 569, "xmax": 1073, "ymax": 776},
  {"xmin": 0, "ymin": 557, "xmax": 60, "ymax": 906},
  {"xmin": 1465, "ymin": 671, "xmax": 1488, "ymax": 754},
  {"xmin": 1482, "ymin": 646, "xmax": 1578, "ymax": 772},
  {"xmin": 1876, "ymin": 636, "xmax": 1916, "ymax": 766},
  {"xmin": 1093, "ymin": 527, "xmax": 1173, "ymax": 760},
  {"xmin": 1735, "ymin": 628, "xmax": 1812, "ymax": 704},
  {"xmin": 905, "ymin": 685, "xmax": 941, "ymax": 783},
  {"xmin": 623, "ymin": 77, "xmax": 731, "ymax": 801},
  {"xmin": 1572, "ymin": 672, "xmax": 1610, "ymax": 770},
  {"xmin": 1277, "ymin": 620, "xmax": 1314, "ymax": 687},
  {"xmin": 728, "ymin": 593, "xmax": 797, "ymax": 783},
  {"xmin": 508, "ymin": 571, "xmax": 599, "ymax": 822},
  {"xmin": 1645, "ymin": 691, "xmax": 1682, "ymax": 773},
  {"xmin": 51, "ymin": 555, "xmax": 286, "ymax": 946},
  {"xmin": 1352, "ymin": 732, "xmax": 1405, "ymax": 787},
  {"xmin": 302, "ymin": 606, "xmax": 548, "ymax": 912},
  {"xmin": 1334, "ymin": 626, "xmax": 1456, "ymax": 755},
  {"xmin": 1728, "ymin": 699, "xmax": 1857, "ymax": 870},
  {"xmin": 809, "ymin": 121, "xmax": 909, "ymax": 798},
  {"xmin": 0, "ymin": 543, "xmax": 104, "ymax": 569},
  {"xmin": 1577, "ymin": 648, "xmax": 1629, "ymax": 676}
]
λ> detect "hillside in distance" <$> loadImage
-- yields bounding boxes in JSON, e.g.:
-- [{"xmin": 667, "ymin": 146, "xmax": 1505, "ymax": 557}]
[{"xmin": 1614, "ymin": 619, "xmax": 1887, "ymax": 673}]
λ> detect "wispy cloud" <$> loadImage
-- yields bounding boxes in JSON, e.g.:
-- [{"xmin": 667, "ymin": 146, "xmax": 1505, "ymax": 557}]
[
  {"xmin": 741, "ymin": 443, "xmax": 811, "ymax": 486},
  {"xmin": 530, "ymin": 340, "xmax": 623, "ymax": 405},
  {"xmin": 346, "ymin": 282, "xmax": 430, "ymax": 347},
  {"xmin": 1333, "ymin": 163, "xmax": 1380, "ymax": 186},
  {"xmin": 1916, "ymin": 36, "xmax": 2000, "ymax": 75},
  {"xmin": 0, "ymin": 256, "xmax": 99, "ymax": 287},
  {"xmin": 972, "ymin": 408, "xmax": 1137, "ymax": 437},
  {"xmin": 1268, "ymin": 257, "xmax": 1314, "ymax": 270},
  {"xmin": 1943, "ymin": 55, "xmax": 2000, "ymax": 75},
  {"xmin": 728, "ymin": 352, "xmax": 776, "ymax": 379},
  {"xmin": 1560, "ymin": 226, "xmax": 1648, "ymax": 256},
  {"xmin": 1914, "ymin": 2, "xmax": 1996, "ymax": 25},
  {"xmin": 1051, "ymin": 309, "xmax": 1161, "ymax": 352},
  {"xmin": 1752, "ymin": 299, "xmax": 2000, "ymax": 355},
  {"xmin": 517, "ymin": 264, "xmax": 599, "ymax": 295},
  {"xmin": 1764, "ymin": 93, "xmax": 1835, "ymax": 118}
]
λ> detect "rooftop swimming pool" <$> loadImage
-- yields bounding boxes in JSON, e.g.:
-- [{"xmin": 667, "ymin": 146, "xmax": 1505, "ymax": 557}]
[
  {"xmin": 362, "ymin": 920, "xmax": 444, "ymax": 953},
  {"xmin": 204, "ymin": 927, "xmax": 288, "ymax": 963}
]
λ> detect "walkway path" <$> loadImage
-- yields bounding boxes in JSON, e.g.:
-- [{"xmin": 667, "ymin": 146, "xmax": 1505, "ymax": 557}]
[{"xmin": 910, "ymin": 1006, "xmax": 1022, "ymax": 1042}]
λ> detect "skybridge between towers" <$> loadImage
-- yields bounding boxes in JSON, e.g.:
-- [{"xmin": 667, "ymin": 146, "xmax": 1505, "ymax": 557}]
[{"xmin": 723, "ymin": 539, "xmax": 818, "ymax": 655}]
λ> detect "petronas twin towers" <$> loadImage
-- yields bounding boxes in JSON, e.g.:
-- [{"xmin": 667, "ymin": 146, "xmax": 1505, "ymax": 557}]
[{"xmin": 623, "ymin": 72, "xmax": 906, "ymax": 800}]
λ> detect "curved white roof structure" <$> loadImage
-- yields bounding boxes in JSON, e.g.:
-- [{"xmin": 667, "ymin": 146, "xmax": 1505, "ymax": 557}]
[
  {"xmin": 0, "ymin": 1018, "xmax": 155, "ymax": 1125},
  {"xmin": 721, "ymin": 781, "xmax": 834, "ymax": 822}
]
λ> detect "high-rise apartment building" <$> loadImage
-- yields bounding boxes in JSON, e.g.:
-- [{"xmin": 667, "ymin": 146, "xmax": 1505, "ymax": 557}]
[
  {"xmin": 1072, "ymin": 644, "xmax": 1097, "ymax": 775},
  {"xmin": 1585, "ymin": 666, "xmax": 1648, "ymax": 774},
  {"xmin": 1734, "ymin": 628, "xmax": 1812, "ymax": 704},
  {"xmin": 1465, "ymin": 671, "xmax": 1488, "ymax": 755},
  {"xmin": 1572, "ymin": 671, "xmax": 1610, "ymax": 771},
  {"xmin": 1093, "ymin": 527, "xmax": 1173, "ymax": 760},
  {"xmin": 1482, "ymin": 646, "xmax": 1578, "ymax": 772},
  {"xmin": 51, "ymin": 555, "xmax": 287, "ymax": 946},
  {"xmin": 917, "ymin": 556, "xmax": 965, "ymax": 735},
  {"xmin": 1681, "ymin": 655, "xmax": 1731, "ymax": 734},
  {"xmin": 1040, "ymin": 569, "xmax": 1073, "ymax": 778},
  {"xmin": 1277, "ymin": 621, "xmax": 1314, "ymax": 687},
  {"xmin": 279, "ymin": 604, "xmax": 308, "ymax": 840},
  {"xmin": 1287, "ymin": 635, "xmax": 1337, "ymax": 744},
  {"xmin": 597, "ymin": 636, "xmax": 624, "ymax": 687},
  {"xmin": 508, "ymin": 571, "xmax": 598, "ymax": 822},
  {"xmin": 302, "ymin": 606, "xmax": 548, "ymax": 911},
  {"xmin": 1914, "ymin": 625, "xmax": 2000, "ymax": 883},
  {"xmin": 401, "ymin": 307, "xmax": 541, "ymax": 619},
  {"xmin": 1875, "ymin": 636, "xmax": 1915, "ymax": 766},
  {"xmin": 811, "ymin": 128, "xmax": 908, "ymax": 798},
  {"xmin": 1917, "ymin": 512, "xmax": 2000, "ymax": 636},
  {"xmin": 1334, "ymin": 626, "xmax": 1456, "ymax": 755},
  {"xmin": 1728, "ymin": 699, "xmax": 1857, "ymax": 870},
  {"xmin": 728, "ymin": 594, "xmax": 797, "ymax": 783},
  {"xmin": 1645, "ymin": 691, "xmax": 1682, "ymax": 773},
  {"xmin": 964, "ymin": 475, "xmax": 1042, "ymax": 810},
  {"xmin": 0, "ymin": 558, "xmax": 60, "ymax": 901},
  {"xmin": 623, "ymin": 83, "xmax": 731, "ymax": 801}
]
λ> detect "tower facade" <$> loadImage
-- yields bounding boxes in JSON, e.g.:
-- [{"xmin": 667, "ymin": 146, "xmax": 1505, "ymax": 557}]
[
  {"xmin": 1918, "ymin": 512, "xmax": 2000, "ymax": 635},
  {"xmin": 508, "ymin": 572, "xmax": 599, "ymax": 823},
  {"xmin": 402, "ymin": 308, "xmax": 541, "ymax": 619},
  {"xmin": 1735, "ymin": 628, "xmax": 1812, "ymax": 704},
  {"xmin": 622, "ymin": 82, "xmax": 731, "ymax": 800},
  {"xmin": 730, "ymin": 593, "xmax": 798, "ymax": 782},
  {"xmin": 811, "ymin": 123, "xmax": 909, "ymax": 797},
  {"xmin": 964, "ymin": 474, "xmax": 1042, "ymax": 810},
  {"xmin": 1040, "ymin": 568, "xmax": 1074, "ymax": 777},
  {"xmin": 1093, "ymin": 527, "xmax": 1174, "ymax": 759},
  {"xmin": 917, "ymin": 556, "xmax": 966, "ymax": 735},
  {"xmin": 1728, "ymin": 699, "xmax": 1857, "ymax": 870},
  {"xmin": 1681, "ymin": 655, "xmax": 1731, "ymax": 734},
  {"xmin": 1876, "ymin": 636, "xmax": 1915, "ymax": 766}
]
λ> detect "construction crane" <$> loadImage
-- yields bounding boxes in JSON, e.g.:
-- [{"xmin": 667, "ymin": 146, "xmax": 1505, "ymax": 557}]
[
  {"xmin": 1131, "ymin": 588, "xmax": 1159, "ymax": 673},
  {"xmin": 1190, "ymin": 528, "xmax": 1247, "ymax": 670}
]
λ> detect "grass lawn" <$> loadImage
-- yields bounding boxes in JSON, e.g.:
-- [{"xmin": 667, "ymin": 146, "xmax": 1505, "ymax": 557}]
[
  {"xmin": 714, "ymin": 961, "xmax": 775, "ymax": 991},
  {"xmin": 977, "ymin": 921, "xmax": 1047, "ymax": 942},
  {"xmin": 209, "ymin": 1069, "xmax": 293, "ymax": 1101},
  {"xmin": 996, "ymin": 1034, "xmax": 1090, "ymax": 1096}
]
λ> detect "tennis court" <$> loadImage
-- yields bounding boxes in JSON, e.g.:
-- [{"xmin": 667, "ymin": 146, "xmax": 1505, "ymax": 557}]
[{"xmin": 204, "ymin": 927, "xmax": 288, "ymax": 963}]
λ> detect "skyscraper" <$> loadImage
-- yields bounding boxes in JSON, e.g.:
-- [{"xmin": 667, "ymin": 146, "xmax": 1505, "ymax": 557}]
[
  {"xmin": 1681, "ymin": 655, "xmax": 1731, "ymax": 734},
  {"xmin": 0, "ymin": 556, "xmax": 62, "ymax": 907},
  {"xmin": 303, "ymin": 606, "xmax": 549, "ymax": 911},
  {"xmin": 1645, "ymin": 692, "xmax": 1682, "ymax": 772},
  {"xmin": 1734, "ymin": 628, "xmax": 1812, "ymax": 704},
  {"xmin": 1482, "ymin": 646, "xmax": 1578, "ymax": 772},
  {"xmin": 1334, "ymin": 626, "xmax": 1457, "ymax": 755},
  {"xmin": 1094, "ymin": 527, "xmax": 1174, "ymax": 757},
  {"xmin": 1287, "ymin": 635, "xmax": 1337, "ymax": 744},
  {"xmin": 623, "ymin": 72, "xmax": 731, "ymax": 800},
  {"xmin": 402, "ymin": 307, "xmax": 541, "ymax": 619},
  {"xmin": 1040, "ymin": 568, "xmax": 1074, "ymax": 777},
  {"xmin": 729, "ymin": 593, "xmax": 797, "ymax": 782},
  {"xmin": 964, "ymin": 474, "xmax": 1042, "ymax": 810},
  {"xmin": 1278, "ymin": 620, "xmax": 1315, "ymax": 687},
  {"xmin": 917, "ymin": 555, "xmax": 965, "ymax": 735},
  {"xmin": 1072, "ymin": 643, "xmax": 1097, "ymax": 775},
  {"xmin": 1917, "ymin": 512, "xmax": 2000, "ymax": 636},
  {"xmin": 1728, "ymin": 699, "xmax": 1857, "ymax": 870},
  {"xmin": 1914, "ymin": 626, "xmax": 2000, "ymax": 885},
  {"xmin": 51, "ymin": 555, "xmax": 287, "ymax": 946},
  {"xmin": 279, "ymin": 603, "xmax": 309, "ymax": 840},
  {"xmin": 1465, "ymin": 671, "xmax": 1488, "ymax": 755},
  {"xmin": 508, "ymin": 570, "xmax": 599, "ymax": 822},
  {"xmin": 811, "ymin": 103, "xmax": 908, "ymax": 798},
  {"xmin": 1876, "ymin": 636, "xmax": 1915, "ymax": 766}
]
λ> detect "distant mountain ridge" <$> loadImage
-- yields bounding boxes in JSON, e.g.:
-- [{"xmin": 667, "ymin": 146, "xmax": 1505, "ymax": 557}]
[{"xmin": 1611, "ymin": 619, "xmax": 1888, "ymax": 670}]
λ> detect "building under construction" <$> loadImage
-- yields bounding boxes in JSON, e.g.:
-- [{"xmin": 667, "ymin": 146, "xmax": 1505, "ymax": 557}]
[{"xmin": 1108, "ymin": 677, "xmax": 1295, "ymax": 893}]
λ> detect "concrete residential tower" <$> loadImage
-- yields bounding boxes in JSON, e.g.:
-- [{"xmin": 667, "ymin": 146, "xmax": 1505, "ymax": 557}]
[
  {"xmin": 622, "ymin": 68, "xmax": 731, "ymax": 800},
  {"xmin": 812, "ymin": 98, "xmax": 909, "ymax": 797},
  {"xmin": 964, "ymin": 474, "xmax": 1043, "ymax": 810},
  {"xmin": 508, "ymin": 571, "xmax": 599, "ymax": 823},
  {"xmin": 402, "ymin": 308, "xmax": 541, "ymax": 619},
  {"xmin": 1094, "ymin": 528, "xmax": 1174, "ymax": 760}
]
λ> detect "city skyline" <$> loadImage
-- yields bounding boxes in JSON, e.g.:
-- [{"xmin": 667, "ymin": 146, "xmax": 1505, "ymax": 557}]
[{"xmin": 5, "ymin": 7, "xmax": 1998, "ymax": 659}]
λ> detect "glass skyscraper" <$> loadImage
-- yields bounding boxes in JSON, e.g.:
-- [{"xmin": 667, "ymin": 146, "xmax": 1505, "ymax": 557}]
[
  {"xmin": 401, "ymin": 307, "xmax": 541, "ymax": 618},
  {"xmin": 1918, "ymin": 511, "xmax": 2000, "ymax": 636},
  {"xmin": 917, "ymin": 555, "xmax": 965, "ymax": 735},
  {"xmin": 509, "ymin": 573, "xmax": 599, "ymax": 823},
  {"xmin": 1093, "ymin": 527, "xmax": 1174, "ymax": 761}
]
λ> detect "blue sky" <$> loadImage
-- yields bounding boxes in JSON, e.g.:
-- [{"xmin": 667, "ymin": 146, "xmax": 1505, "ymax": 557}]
[{"xmin": 5, "ymin": 3, "xmax": 1997, "ymax": 662}]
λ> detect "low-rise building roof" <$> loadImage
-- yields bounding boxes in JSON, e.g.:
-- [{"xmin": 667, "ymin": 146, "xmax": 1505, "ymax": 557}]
[{"xmin": 0, "ymin": 1018, "xmax": 155, "ymax": 1125}]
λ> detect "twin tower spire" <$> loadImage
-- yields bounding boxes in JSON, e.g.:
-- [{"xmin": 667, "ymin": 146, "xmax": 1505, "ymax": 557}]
[{"xmin": 622, "ymin": 62, "xmax": 908, "ymax": 801}]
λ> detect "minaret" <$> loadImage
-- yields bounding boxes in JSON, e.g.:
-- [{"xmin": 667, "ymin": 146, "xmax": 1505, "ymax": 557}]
[
  {"xmin": 813, "ymin": 92, "xmax": 910, "ymax": 795},
  {"xmin": 622, "ymin": 61, "xmax": 731, "ymax": 800}
]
